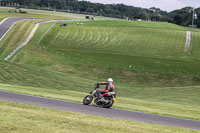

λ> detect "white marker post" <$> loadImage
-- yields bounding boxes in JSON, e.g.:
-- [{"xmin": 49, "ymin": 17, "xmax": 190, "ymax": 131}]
[{"xmin": 184, "ymin": 31, "xmax": 191, "ymax": 52}]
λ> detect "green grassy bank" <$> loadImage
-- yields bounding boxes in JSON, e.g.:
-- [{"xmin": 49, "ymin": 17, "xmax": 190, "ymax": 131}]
[
  {"xmin": 7, "ymin": 20, "xmax": 200, "ymax": 86},
  {"xmin": 0, "ymin": 101, "xmax": 199, "ymax": 133}
]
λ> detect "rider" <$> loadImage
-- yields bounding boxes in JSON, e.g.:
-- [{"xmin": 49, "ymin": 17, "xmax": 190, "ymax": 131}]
[{"xmin": 95, "ymin": 78, "xmax": 114, "ymax": 100}]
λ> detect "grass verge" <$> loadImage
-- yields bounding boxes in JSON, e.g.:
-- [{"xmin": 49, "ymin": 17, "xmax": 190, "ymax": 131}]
[{"xmin": 0, "ymin": 101, "xmax": 199, "ymax": 133}]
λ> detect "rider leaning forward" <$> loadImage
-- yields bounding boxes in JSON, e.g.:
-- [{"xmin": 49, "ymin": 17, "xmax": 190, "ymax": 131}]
[{"xmin": 95, "ymin": 78, "xmax": 114, "ymax": 100}]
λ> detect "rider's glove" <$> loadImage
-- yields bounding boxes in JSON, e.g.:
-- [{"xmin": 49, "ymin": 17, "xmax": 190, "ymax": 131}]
[{"xmin": 95, "ymin": 83, "xmax": 99, "ymax": 88}]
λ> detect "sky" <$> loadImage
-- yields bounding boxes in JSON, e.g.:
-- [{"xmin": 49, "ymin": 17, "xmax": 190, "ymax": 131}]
[{"xmin": 82, "ymin": 0, "xmax": 200, "ymax": 12}]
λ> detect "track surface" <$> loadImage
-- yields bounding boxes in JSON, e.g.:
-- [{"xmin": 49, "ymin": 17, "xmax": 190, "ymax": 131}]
[
  {"xmin": 0, "ymin": 17, "xmax": 34, "ymax": 41},
  {"xmin": 0, "ymin": 91, "xmax": 200, "ymax": 130}
]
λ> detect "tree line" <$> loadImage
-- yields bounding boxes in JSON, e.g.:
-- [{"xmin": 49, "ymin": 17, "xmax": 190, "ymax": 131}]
[{"xmin": 1, "ymin": 0, "xmax": 200, "ymax": 28}]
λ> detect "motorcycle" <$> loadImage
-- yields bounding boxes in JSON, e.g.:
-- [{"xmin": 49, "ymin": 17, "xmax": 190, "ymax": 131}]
[{"xmin": 83, "ymin": 87, "xmax": 117, "ymax": 108}]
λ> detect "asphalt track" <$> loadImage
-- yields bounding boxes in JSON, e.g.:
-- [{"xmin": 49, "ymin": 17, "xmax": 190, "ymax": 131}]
[
  {"xmin": 0, "ymin": 17, "xmax": 35, "ymax": 41},
  {"xmin": 0, "ymin": 91, "xmax": 200, "ymax": 130}
]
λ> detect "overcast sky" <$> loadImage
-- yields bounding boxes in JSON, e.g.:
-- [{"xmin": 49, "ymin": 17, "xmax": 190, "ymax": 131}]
[{"xmin": 82, "ymin": 0, "xmax": 199, "ymax": 12}]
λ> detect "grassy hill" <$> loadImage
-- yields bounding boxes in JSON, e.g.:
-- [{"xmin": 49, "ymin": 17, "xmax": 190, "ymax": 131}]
[{"xmin": 4, "ymin": 19, "xmax": 200, "ymax": 86}]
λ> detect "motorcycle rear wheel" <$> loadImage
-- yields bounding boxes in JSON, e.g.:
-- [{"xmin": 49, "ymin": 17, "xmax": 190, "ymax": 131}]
[
  {"xmin": 83, "ymin": 95, "xmax": 93, "ymax": 105},
  {"xmin": 103, "ymin": 98, "xmax": 114, "ymax": 108}
]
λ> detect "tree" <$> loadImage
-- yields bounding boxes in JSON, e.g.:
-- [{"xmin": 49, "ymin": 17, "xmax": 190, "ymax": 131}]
[
  {"xmin": 170, "ymin": 7, "xmax": 193, "ymax": 26},
  {"xmin": 86, "ymin": 7, "xmax": 94, "ymax": 13},
  {"xmin": 195, "ymin": 8, "xmax": 200, "ymax": 28},
  {"xmin": 104, "ymin": 6, "xmax": 114, "ymax": 14}
]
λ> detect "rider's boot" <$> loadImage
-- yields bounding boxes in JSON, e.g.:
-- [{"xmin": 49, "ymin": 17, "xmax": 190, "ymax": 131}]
[
  {"xmin": 97, "ymin": 94, "xmax": 103, "ymax": 101},
  {"xmin": 98, "ymin": 97, "xmax": 108, "ymax": 103}
]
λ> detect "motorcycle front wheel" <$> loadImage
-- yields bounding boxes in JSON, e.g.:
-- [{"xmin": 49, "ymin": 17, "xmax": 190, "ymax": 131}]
[{"xmin": 83, "ymin": 95, "xmax": 93, "ymax": 105}]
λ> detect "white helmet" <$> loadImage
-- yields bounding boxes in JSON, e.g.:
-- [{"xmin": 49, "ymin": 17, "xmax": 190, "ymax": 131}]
[{"xmin": 107, "ymin": 78, "xmax": 113, "ymax": 82}]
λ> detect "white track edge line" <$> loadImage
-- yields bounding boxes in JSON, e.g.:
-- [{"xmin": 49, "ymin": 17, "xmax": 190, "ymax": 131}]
[
  {"xmin": 0, "ymin": 17, "xmax": 9, "ymax": 26},
  {"xmin": 0, "ymin": 18, "xmax": 17, "ymax": 41}
]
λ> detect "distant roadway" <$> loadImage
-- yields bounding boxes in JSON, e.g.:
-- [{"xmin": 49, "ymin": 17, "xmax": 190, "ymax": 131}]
[
  {"xmin": 0, "ymin": 91, "xmax": 200, "ymax": 130},
  {"xmin": 0, "ymin": 17, "xmax": 34, "ymax": 41}
]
